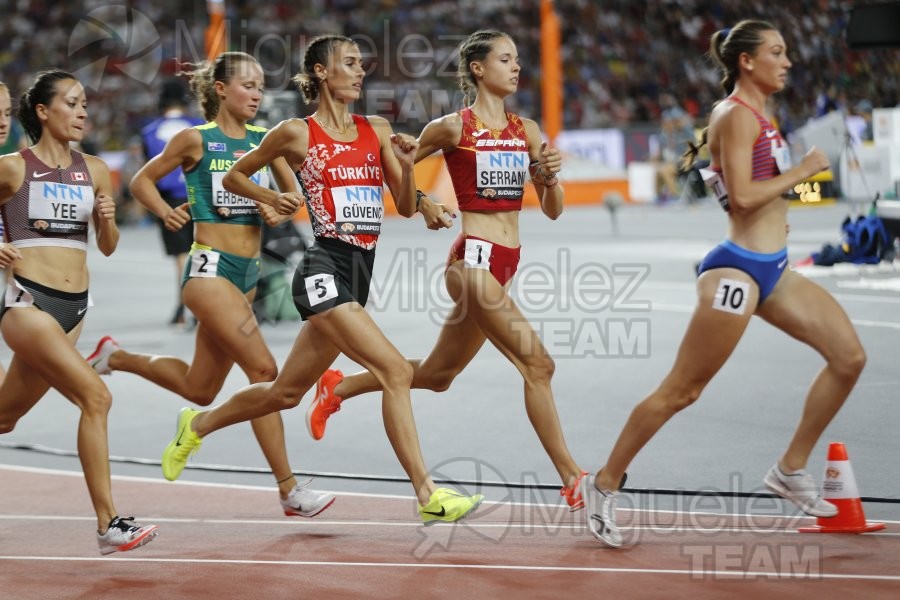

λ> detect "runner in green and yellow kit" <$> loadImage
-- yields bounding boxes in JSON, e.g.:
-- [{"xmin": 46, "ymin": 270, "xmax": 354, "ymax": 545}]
[{"xmin": 86, "ymin": 52, "xmax": 335, "ymax": 518}]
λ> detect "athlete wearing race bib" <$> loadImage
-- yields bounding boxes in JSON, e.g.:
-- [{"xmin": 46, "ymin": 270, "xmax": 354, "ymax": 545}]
[
  {"xmin": 178, "ymin": 121, "xmax": 269, "ymax": 291},
  {"xmin": 0, "ymin": 80, "xmax": 14, "ymax": 385},
  {"xmin": 3, "ymin": 147, "xmax": 93, "ymax": 245},
  {"xmin": 0, "ymin": 148, "xmax": 95, "ymax": 330},
  {"xmin": 290, "ymin": 112, "xmax": 383, "ymax": 317},
  {"xmin": 587, "ymin": 21, "xmax": 864, "ymax": 549},
  {"xmin": 309, "ymin": 31, "xmax": 588, "ymax": 521},
  {"xmin": 299, "ymin": 118, "xmax": 385, "ymax": 242},
  {"xmin": 89, "ymin": 52, "xmax": 334, "ymax": 519},
  {"xmin": 697, "ymin": 95, "xmax": 793, "ymax": 304},
  {"xmin": 445, "ymin": 107, "xmax": 529, "ymax": 210},
  {"xmin": 442, "ymin": 107, "xmax": 528, "ymax": 285},
  {"xmin": 0, "ymin": 69, "xmax": 157, "ymax": 554},
  {"xmin": 158, "ymin": 35, "xmax": 483, "ymax": 527}
]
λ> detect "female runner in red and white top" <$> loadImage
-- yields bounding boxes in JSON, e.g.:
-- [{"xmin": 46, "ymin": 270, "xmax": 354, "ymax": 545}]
[{"xmin": 309, "ymin": 30, "xmax": 590, "ymax": 513}]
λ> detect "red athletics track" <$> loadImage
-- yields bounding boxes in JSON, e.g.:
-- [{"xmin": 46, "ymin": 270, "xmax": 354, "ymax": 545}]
[{"xmin": 1, "ymin": 466, "xmax": 899, "ymax": 599}]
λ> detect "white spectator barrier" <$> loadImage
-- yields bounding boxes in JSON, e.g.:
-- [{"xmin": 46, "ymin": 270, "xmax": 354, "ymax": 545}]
[
  {"xmin": 872, "ymin": 108, "xmax": 900, "ymax": 192},
  {"xmin": 626, "ymin": 161, "xmax": 656, "ymax": 203},
  {"xmin": 792, "ymin": 110, "xmax": 846, "ymax": 170},
  {"xmin": 555, "ymin": 128, "xmax": 626, "ymax": 171},
  {"xmin": 839, "ymin": 144, "xmax": 893, "ymax": 202},
  {"xmin": 873, "ymin": 108, "xmax": 900, "ymax": 147}
]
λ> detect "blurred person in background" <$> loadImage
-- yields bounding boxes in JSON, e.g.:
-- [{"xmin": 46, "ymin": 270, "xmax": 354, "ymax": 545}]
[
  {"xmin": 0, "ymin": 83, "xmax": 26, "ymax": 156},
  {"xmin": 652, "ymin": 104, "xmax": 697, "ymax": 203},
  {"xmin": 140, "ymin": 80, "xmax": 203, "ymax": 326}
]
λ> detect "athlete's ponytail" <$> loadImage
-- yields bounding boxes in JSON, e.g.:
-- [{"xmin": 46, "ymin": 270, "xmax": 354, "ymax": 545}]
[
  {"xmin": 456, "ymin": 30, "xmax": 509, "ymax": 105},
  {"xmin": 687, "ymin": 21, "xmax": 778, "ymax": 169},
  {"xmin": 708, "ymin": 20, "xmax": 777, "ymax": 97},
  {"xmin": 18, "ymin": 69, "xmax": 78, "ymax": 143},
  {"xmin": 292, "ymin": 35, "xmax": 355, "ymax": 105},
  {"xmin": 681, "ymin": 127, "xmax": 708, "ymax": 171},
  {"xmin": 186, "ymin": 52, "xmax": 258, "ymax": 121}
]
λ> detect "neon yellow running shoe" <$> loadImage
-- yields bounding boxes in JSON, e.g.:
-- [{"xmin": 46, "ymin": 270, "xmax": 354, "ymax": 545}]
[
  {"xmin": 162, "ymin": 408, "xmax": 202, "ymax": 481},
  {"xmin": 417, "ymin": 488, "xmax": 484, "ymax": 525}
]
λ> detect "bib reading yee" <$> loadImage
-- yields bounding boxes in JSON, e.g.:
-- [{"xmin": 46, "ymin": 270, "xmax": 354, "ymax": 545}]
[{"xmin": 2, "ymin": 148, "xmax": 93, "ymax": 250}]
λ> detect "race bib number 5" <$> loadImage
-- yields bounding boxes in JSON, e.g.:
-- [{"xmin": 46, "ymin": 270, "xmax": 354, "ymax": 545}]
[{"xmin": 304, "ymin": 274, "xmax": 338, "ymax": 307}]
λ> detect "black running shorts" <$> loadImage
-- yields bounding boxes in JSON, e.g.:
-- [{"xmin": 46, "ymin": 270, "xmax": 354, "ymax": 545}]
[
  {"xmin": 0, "ymin": 275, "xmax": 89, "ymax": 333},
  {"xmin": 291, "ymin": 237, "xmax": 376, "ymax": 320}
]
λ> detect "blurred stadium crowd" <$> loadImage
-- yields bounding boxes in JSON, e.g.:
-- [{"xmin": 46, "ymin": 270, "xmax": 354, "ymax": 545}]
[{"xmin": 0, "ymin": 0, "xmax": 897, "ymax": 151}]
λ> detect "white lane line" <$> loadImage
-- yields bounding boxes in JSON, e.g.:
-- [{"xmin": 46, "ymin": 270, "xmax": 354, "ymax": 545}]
[
  {"xmin": 2, "ymin": 464, "xmax": 897, "ymax": 524},
  {"xmin": 1, "ymin": 555, "xmax": 899, "ymax": 581},
  {"xmin": 2, "ymin": 514, "xmax": 897, "ymax": 532},
  {"xmin": 651, "ymin": 303, "xmax": 900, "ymax": 329}
]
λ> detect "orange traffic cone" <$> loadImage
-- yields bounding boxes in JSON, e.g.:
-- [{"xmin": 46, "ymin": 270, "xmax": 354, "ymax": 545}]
[{"xmin": 798, "ymin": 442, "xmax": 885, "ymax": 533}]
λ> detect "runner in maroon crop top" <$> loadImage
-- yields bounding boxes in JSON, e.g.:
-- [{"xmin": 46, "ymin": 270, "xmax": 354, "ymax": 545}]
[
  {"xmin": 0, "ymin": 69, "xmax": 157, "ymax": 554},
  {"xmin": 309, "ymin": 30, "xmax": 591, "ymax": 513}
]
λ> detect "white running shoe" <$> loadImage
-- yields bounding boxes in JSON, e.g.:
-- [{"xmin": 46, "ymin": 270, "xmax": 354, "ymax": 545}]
[
  {"xmin": 581, "ymin": 473, "xmax": 623, "ymax": 548},
  {"xmin": 763, "ymin": 463, "xmax": 838, "ymax": 518},
  {"xmin": 281, "ymin": 480, "xmax": 336, "ymax": 517},
  {"xmin": 87, "ymin": 336, "xmax": 120, "ymax": 376},
  {"xmin": 97, "ymin": 516, "xmax": 158, "ymax": 555}
]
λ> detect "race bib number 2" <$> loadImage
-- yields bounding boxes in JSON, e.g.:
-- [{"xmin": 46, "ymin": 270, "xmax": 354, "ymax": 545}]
[{"xmin": 189, "ymin": 249, "xmax": 220, "ymax": 278}]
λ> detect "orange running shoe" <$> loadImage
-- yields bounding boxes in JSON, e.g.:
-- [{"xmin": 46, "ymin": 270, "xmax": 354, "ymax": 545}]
[
  {"xmin": 306, "ymin": 369, "xmax": 344, "ymax": 440},
  {"xmin": 561, "ymin": 470, "xmax": 590, "ymax": 511}
]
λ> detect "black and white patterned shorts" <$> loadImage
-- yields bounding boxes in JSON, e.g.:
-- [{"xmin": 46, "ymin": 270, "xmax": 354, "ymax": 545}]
[{"xmin": 1, "ymin": 275, "xmax": 89, "ymax": 333}]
